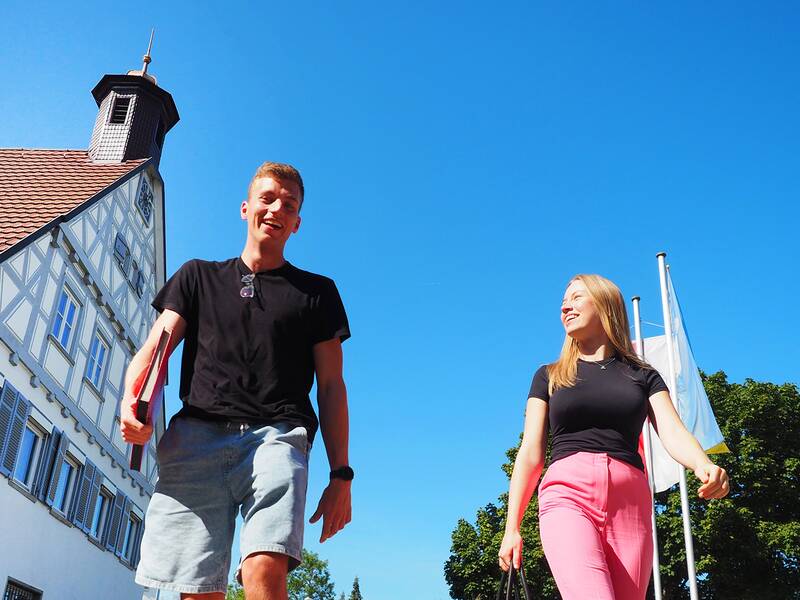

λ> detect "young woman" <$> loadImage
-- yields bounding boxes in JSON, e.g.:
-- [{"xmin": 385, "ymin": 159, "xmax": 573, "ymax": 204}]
[{"xmin": 499, "ymin": 274, "xmax": 729, "ymax": 600}]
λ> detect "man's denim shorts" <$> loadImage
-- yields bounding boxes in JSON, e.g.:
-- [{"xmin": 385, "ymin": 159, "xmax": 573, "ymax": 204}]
[{"xmin": 135, "ymin": 416, "xmax": 310, "ymax": 595}]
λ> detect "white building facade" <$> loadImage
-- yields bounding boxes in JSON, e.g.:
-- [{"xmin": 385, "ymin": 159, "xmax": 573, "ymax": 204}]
[{"xmin": 0, "ymin": 62, "xmax": 179, "ymax": 600}]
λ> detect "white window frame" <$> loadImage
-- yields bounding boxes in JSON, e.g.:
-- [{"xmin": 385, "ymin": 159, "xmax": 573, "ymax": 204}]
[
  {"xmin": 51, "ymin": 288, "xmax": 79, "ymax": 351},
  {"xmin": 52, "ymin": 453, "xmax": 80, "ymax": 516},
  {"xmin": 86, "ymin": 330, "xmax": 110, "ymax": 390},
  {"xmin": 90, "ymin": 486, "xmax": 114, "ymax": 540},
  {"xmin": 121, "ymin": 512, "xmax": 142, "ymax": 563},
  {"xmin": 11, "ymin": 421, "xmax": 46, "ymax": 490},
  {"xmin": 108, "ymin": 95, "xmax": 132, "ymax": 125}
]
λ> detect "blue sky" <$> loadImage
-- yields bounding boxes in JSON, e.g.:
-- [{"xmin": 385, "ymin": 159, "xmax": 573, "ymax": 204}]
[{"xmin": 2, "ymin": 2, "xmax": 799, "ymax": 598}]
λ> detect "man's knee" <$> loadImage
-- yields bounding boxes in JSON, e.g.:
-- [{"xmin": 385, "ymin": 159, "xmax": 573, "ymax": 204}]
[{"xmin": 241, "ymin": 551, "xmax": 289, "ymax": 586}]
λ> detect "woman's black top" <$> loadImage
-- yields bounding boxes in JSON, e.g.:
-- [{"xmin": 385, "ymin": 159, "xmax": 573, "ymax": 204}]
[{"xmin": 529, "ymin": 358, "xmax": 668, "ymax": 471}]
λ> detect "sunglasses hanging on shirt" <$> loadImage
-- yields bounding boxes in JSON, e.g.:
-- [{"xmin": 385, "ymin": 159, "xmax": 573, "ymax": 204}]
[{"xmin": 240, "ymin": 273, "xmax": 255, "ymax": 298}]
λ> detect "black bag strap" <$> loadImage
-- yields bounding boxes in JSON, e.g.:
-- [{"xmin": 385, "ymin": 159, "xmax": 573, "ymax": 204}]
[{"xmin": 496, "ymin": 565, "xmax": 532, "ymax": 600}]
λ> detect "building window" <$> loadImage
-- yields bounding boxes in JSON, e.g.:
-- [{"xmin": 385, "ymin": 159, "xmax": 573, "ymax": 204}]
[
  {"xmin": 90, "ymin": 487, "xmax": 113, "ymax": 540},
  {"xmin": 52, "ymin": 455, "xmax": 79, "ymax": 514},
  {"xmin": 86, "ymin": 333, "xmax": 109, "ymax": 388},
  {"xmin": 3, "ymin": 579, "xmax": 42, "ymax": 600},
  {"xmin": 134, "ymin": 269, "xmax": 145, "ymax": 297},
  {"xmin": 12, "ymin": 424, "xmax": 45, "ymax": 490},
  {"xmin": 129, "ymin": 260, "xmax": 145, "ymax": 298},
  {"xmin": 51, "ymin": 289, "xmax": 79, "ymax": 350},
  {"xmin": 136, "ymin": 179, "xmax": 153, "ymax": 225},
  {"xmin": 109, "ymin": 96, "xmax": 131, "ymax": 125},
  {"xmin": 121, "ymin": 513, "xmax": 142, "ymax": 563},
  {"xmin": 113, "ymin": 233, "xmax": 131, "ymax": 276}
]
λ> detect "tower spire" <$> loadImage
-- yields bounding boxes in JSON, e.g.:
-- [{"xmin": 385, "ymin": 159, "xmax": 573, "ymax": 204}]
[
  {"xmin": 127, "ymin": 29, "xmax": 157, "ymax": 84},
  {"xmin": 142, "ymin": 29, "xmax": 155, "ymax": 76}
]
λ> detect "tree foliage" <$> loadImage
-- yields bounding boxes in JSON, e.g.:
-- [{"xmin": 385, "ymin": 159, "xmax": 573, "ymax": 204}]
[
  {"xmin": 652, "ymin": 373, "xmax": 800, "ymax": 599},
  {"xmin": 445, "ymin": 372, "xmax": 800, "ymax": 600},
  {"xmin": 348, "ymin": 576, "xmax": 364, "ymax": 600},
  {"xmin": 226, "ymin": 549, "xmax": 337, "ymax": 600},
  {"xmin": 226, "ymin": 582, "xmax": 245, "ymax": 600},
  {"xmin": 288, "ymin": 549, "xmax": 337, "ymax": 600}
]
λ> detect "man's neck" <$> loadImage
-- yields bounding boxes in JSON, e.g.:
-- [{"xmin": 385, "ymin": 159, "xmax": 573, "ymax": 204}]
[{"xmin": 240, "ymin": 241, "xmax": 286, "ymax": 273}]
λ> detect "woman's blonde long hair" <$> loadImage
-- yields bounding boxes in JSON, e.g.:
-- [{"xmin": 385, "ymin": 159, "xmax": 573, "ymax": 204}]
[{"xmin": 548, "ymin": 274, "xmax": 648, "ymax": 394}]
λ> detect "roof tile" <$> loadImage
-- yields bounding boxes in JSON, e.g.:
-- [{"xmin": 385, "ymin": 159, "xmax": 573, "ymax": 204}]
[{"xmin": 0, "ymin": 149, "xmax": 146, "ymax": 254}]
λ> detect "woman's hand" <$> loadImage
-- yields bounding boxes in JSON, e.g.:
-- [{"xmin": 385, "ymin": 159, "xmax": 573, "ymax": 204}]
[
  {"xmin": 694, "ymin": 462, "xmax": 730, "ymax": 499},
  {"xmin": 499, "ymin": 529, "xmax": 523, "ymax": 572}
]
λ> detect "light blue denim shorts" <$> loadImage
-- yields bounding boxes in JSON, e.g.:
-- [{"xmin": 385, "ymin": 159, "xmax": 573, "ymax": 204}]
[{"xmin": 135, "ymin": 416, "xmax": 310, "ymax": 595}]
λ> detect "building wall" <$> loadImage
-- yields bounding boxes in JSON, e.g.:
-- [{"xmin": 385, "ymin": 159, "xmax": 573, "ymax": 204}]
[{"xmin": 0, "ymin": 164, "xmax": 168, "ymax": 599}]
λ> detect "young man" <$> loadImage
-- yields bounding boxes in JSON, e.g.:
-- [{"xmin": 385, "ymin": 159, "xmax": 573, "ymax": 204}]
[{"xmin": 122, "ymin": 162, "xmax": 352, "ymax": 600}]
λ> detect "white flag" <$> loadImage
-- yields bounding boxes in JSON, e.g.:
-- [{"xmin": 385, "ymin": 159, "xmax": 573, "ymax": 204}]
[{"xmin": 637, "ymin": 272, "xmax": 728, "ymax": 492}]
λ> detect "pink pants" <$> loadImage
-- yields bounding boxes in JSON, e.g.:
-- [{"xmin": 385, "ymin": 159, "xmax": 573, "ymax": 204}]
[{"xmin": 538, "ymin": 452, "xmax": 653, "ymax": 600}]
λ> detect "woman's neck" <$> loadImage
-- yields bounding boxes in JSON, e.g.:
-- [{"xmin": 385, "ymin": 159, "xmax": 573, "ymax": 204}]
[{"xmin": 576, "ymin": 334, "xmax": 615, "ymax": 361}]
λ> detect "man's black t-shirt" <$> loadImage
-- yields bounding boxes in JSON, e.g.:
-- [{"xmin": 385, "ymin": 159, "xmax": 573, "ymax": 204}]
[
  {"xmin": 529, "ymin": 358, "xmax": 668, "ymax": 470},
  {"xmin": 153, "ymin": 257, "xmax": 350, "ymax": 443}
]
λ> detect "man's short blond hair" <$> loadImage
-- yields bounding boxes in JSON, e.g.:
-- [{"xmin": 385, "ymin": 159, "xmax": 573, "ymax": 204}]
[{"xmin": 248, "ymin": 162, "xmax": 305, "ymax": 203}]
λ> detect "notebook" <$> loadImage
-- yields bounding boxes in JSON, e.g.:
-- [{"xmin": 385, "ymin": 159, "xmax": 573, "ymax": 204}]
[{"xmin": 129, "ymin": 328, "xmax": 172, "ymax": 472}]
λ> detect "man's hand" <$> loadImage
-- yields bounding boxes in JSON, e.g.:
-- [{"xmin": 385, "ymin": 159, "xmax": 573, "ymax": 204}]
[
  {"xmin": 119, "ymin": 309, "xmax": 186, "ymax": 447},
  {"xmin": 119, "ymin": 396, "xmax": 153, "ymax": 445},
  {"xmin": 309, "ymin": 479, "xmax": 352, "ymax": 543}
]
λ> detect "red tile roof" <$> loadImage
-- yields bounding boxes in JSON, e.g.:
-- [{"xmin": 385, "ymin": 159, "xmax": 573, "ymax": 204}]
[{"xmin": 0, "ymin": 149, "xmax": 147, "ymax": 255}]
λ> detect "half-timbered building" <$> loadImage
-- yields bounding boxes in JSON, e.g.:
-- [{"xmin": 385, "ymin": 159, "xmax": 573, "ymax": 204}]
[{"xmin": 0, "ymin": 57, "xmax": 178, "ymax": 599}]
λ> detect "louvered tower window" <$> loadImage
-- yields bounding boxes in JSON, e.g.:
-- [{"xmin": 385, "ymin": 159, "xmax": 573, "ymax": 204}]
[{"xmin": 109, "ymin": 96, "xmax": 131, "ymax": 124}]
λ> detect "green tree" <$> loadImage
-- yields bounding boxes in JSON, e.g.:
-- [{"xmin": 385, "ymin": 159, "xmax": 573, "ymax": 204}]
[
  {"xmin": 226, "ymin": 582, "xmax": 245, "ymax": 600},
  {"xmin": 445, "ymin": 372, "xmax": 800, "ymax": 600},
  {"xmin": 288, "ymin": 549, "xmax": 337, "ymax": 600},
  {"xmin": 650, "ymin": 373, "xmax": 800, "ymax": 599},
  {"xmin": 348, "ymin": 576, "xmax": 364, "ymax": 600},
  {"xmin": 444, "ymin": 441, "xmax": 558, "ymax": 600}
]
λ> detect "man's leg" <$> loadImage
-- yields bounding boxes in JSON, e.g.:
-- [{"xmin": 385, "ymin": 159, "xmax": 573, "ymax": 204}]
[
  {"xmin": 241, "ymin": 552, "xmax": 289, "ymax": 600},
  {"xmin": 137, "ymin": 418, "xmax": 236, "ymax": 596},
  {"xmin": 181, "ymin": 594, "xmax": 225, "ymax": 600}
]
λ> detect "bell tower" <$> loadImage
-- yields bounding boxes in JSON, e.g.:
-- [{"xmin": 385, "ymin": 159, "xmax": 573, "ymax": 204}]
[{"xmin": 87, "ymin": 31, "xmax": 179, "ymax": 166}]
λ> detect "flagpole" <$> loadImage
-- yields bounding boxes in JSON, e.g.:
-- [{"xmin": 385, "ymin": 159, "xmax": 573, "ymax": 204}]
[
  {"xmin": 632, "ymin": 296, "xmax": 663, "ymax": 600},
  {"xmin": 657, "ymin": 252, "xmax": 700, "ymax": 600}
]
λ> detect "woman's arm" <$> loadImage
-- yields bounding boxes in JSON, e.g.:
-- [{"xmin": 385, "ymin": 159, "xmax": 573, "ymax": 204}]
[
  {"xmin": 648, "ymin": 390, "xmax": 729, "ymax": 499},
  {"xmin": 499, "ymin": 397, "xmax": 548, "ymax": 570}
]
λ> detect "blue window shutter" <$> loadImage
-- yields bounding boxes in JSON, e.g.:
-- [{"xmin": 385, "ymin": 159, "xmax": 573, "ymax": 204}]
[
  {"xmin": 0, "ymin": 381, "xmax": 20, "ymax": 475},
  {"xmin": 45, "ymin": 432, "xmax": 69, "ymax": 507},
  {"xmin": 82, "ymin": 465, "xmax": 103, "ymax": 534},
  {"xmin": 33, "ymin": 428, "xmax": 60, "ymax": 501},
  {"xmin": 1, "ymin": 388, "xmax": 30, "ymax": 476},
  {"xmin": 115, "ymin": 496, "xmax": 131, "ymax": 557},
  {"xmin": 72, "ymin": 459, "xmax": 97, "ymax": 529},
  {"xmin": 105, "ymin": 490, "xmax": 126, "ymax": 552}
]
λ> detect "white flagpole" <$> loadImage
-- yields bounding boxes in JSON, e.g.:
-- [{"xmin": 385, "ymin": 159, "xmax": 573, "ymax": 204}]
[
  {"xmin": 632, "ymin": 296, "xmax": 663, "ymax": 600},
  {"xmin": 657, "ymin": 252, "xmax": 700, "ymax": 600}
]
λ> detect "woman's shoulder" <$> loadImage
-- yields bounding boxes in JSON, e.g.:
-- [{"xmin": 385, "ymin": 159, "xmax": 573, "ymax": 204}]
[
  {"xmin": 617, "ymin": 356, "xmax": 664, "ymax": 383},
  {"xmin": 533, "ymin": 363, "xmax": 550, "ymax": 381}
]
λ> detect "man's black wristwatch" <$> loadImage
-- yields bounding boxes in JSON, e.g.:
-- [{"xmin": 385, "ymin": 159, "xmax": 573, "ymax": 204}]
[{"xmin": 330, "ymin": 466, "xmax": 355, "ymax": 481}]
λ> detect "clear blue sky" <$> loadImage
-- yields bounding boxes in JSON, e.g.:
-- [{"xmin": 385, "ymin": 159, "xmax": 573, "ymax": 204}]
[{"xmin": 3, "ymin": 2, "xmax": 799, "ymax": 598}]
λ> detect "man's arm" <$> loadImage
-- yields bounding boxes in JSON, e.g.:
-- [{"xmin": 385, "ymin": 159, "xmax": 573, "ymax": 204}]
[
  {"xmin": 308, "ymin": 337, "xmax": 351, "ymax": 543},
  {"xmin": 119, "ymin": 309, "xmax": 187, "ymax": 445}
]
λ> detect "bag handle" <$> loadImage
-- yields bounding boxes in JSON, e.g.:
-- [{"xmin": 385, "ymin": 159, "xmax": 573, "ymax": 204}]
[{"xmin": 496, "ymin": 565, "xmax": 532, "ymax": 600}]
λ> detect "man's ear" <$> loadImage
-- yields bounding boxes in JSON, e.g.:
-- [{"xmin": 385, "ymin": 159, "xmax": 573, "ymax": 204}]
[
  {"xmin": 292, "ymin": 216, "xmax": 302, "ymax": 233},
  {"xmin": 240, "ymin": 200, "xmax": 248, "ymax": 220}
]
